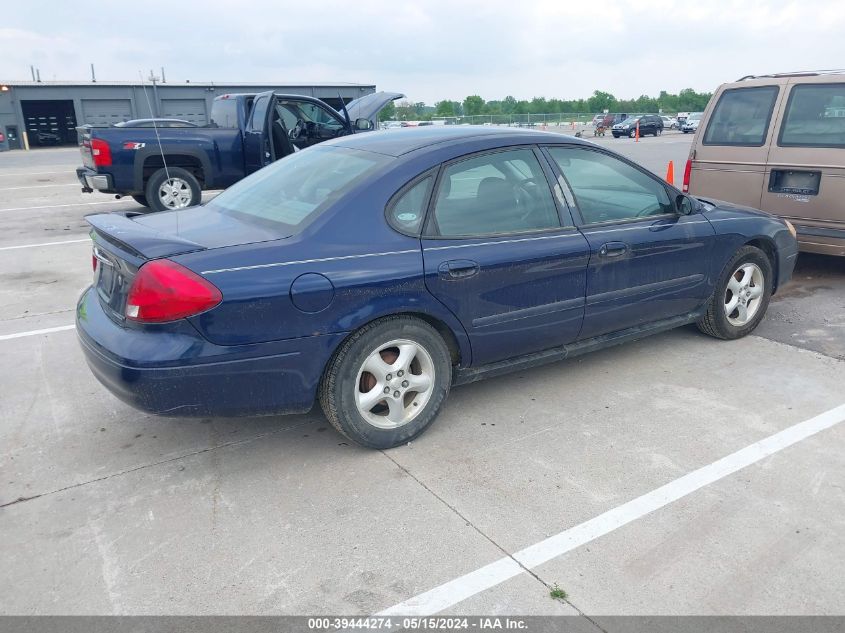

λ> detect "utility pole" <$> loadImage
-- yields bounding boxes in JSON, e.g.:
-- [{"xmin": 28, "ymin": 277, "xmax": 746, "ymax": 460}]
[{"xmin": 147, "ymin": 70, "xmax": 160, "ymax": 117}]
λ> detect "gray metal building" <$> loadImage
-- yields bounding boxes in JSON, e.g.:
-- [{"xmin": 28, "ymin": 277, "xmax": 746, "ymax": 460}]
[{"xmin": 0, "ymin": 80, "xmax": 376, "ymax": 149}]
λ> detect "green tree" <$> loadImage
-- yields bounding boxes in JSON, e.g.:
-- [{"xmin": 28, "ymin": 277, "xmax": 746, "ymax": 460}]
[
  {"xmin": 463, "ymin": 95, "xmax": 485, "ymax": 116},
  {"xmin": 379, "ymin": 101, "xmax": 395, "ymax": 122},
  {"xmin": 587, "ymin": 90, "xmax": 617, "ymax": 113},
  {"xmin": 434, "ymin": 100, "xmax": 456, "ymax": 117}
]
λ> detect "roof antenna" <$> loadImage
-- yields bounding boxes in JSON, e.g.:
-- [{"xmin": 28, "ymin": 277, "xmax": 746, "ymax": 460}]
[
  {"xmin": 338, "ymin": 92, "xmax": 351, "ymax": 130},
  {"xmin": 138, "ymin": 70, "xmax": 179, "ymax": 233}
]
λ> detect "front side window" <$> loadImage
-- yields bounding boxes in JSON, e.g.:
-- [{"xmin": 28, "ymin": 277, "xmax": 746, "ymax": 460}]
[
  {"xmin": 429, "ymin": 149, "xmax": 559, "ymax": 237},
  {"xmin": 547, "ymin": 147, "xmax": 673, "ymax": 224},
  {"xmin": 207, "ymin": 147, "xmax": 389, "ymax": 235},
  {"xmin": 703, "ymin": 86, "xmax": 778, "ymax": 146},
  {"xmin": 779, "ymin": 83, "xmax": 845, "ymax": 148}
]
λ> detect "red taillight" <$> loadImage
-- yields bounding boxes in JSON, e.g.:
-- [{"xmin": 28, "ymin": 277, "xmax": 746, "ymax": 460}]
[
  {"xmin": 0, "ymin": 133, "xmax": 5, "ymax": 142},
  {"xmin": 682, "ymin": 158, "xmax": 692, "ymax": 193},
  {"xmin": 92, "ymin": 254, "xmax": 98, "ymax": 272},
  {"xmin": 91, "ymin": 138, "xmax": 112, "ymax": 167},
  {"xmin": 125, "ymin": 259, "xmax": 222, "ymax": 323}
]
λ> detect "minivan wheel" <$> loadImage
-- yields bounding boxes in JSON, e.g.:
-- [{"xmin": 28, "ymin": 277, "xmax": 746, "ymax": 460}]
[
  {"xmin": 319, "ymin": 316, "xmax": 452, "ymax": 449},
  {"xmin": 697, "ymin": 246, "xmax": 773, "ymax": 340},
  {"xmin": 655, "ymin": 128, "xmax": 662, "ymax": 136},
  {"xmin": 145, "ymin": 167, "xmax": 201, "ymax": 212},
  {"xmin": 629, "ymin": 129, "xmax": 636, "ymax": 138}
]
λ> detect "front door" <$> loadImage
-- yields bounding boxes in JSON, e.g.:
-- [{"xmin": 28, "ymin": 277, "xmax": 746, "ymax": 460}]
[
  {"xmin": 242, "ymin": 90, "xmax": 275, "ymax": 175},
  {"xmin": 421, "ymin": 147, "xmax": 590, "ymax": 366},
  {"xmin": 545, "ymin": 145, "xmax": 715, "ymax": 340}
]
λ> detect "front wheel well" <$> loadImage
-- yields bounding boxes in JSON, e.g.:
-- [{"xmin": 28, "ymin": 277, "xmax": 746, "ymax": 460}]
[{"xmin": 745, "ymin": 238, "xmax": 778, "ymax": 292}]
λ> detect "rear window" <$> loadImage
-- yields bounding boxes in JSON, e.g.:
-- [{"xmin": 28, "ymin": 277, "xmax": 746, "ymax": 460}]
[
  {"xmin": 206, "ymin": 147, "xmax": 389, "ymax": 234},
  {"xmin": 209, "ymin": 98, "xmax": 239, "ymax": 128},
  {"xmin": 703, "ymin": 86, "xmax": 779, "ymax": 146},
  {"xmin": 779, "ymin": 83, "xmax": 845, "ymax": 148}
]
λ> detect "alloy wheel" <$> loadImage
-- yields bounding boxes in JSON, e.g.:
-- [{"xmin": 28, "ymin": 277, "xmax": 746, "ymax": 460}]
[
  {"xmin": 355, "ymin": 339, "xmax": 435, "ymax": 429},
  {"xmin": 158, "ymin": 177, "xmax": 193, "ymax": 209},
  {"xmin": 724, "ymin": 263, "xmax": 764, "ymax": 326}
]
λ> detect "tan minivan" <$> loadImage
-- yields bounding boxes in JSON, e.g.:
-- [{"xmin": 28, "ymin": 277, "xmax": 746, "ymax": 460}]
[{"xmin": 684, "ymin": 71, "xmax": 845, "ymax": 256}]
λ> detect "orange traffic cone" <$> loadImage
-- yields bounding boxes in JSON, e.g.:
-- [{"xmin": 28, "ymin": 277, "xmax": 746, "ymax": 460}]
[
  {"xmin": 665, "ymin": 160, "xmax": 674, "ymax": 185},
  {"xmin": 635, "ymin": 121, "xmax": 640, "ymax": 142}
]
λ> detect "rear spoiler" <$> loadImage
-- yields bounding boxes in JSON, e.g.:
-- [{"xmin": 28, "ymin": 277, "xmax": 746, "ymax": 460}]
[{"xmin": 86, "ymin": 212, "xmax": 205, "ymax": 259}]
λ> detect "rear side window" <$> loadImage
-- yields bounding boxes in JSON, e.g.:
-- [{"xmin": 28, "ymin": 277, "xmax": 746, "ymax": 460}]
[
  {"xmin": 387, "ymin": 175, "xmax": 433, "ymax": 235},
  {"xmin": 207, "ymin": 147, "xmax": 389, "ymax": 235},
  {"xmin": 209, "ymin": 98, "xmax": 239, "ymax": 128},
  {"xmin": 429, "ymin": 149, "xmax": 559, "ymax": 237},
  {"xmin": 779, "ymin": 83, "xmax": 845, "ymax": 148},
  {"xmin": 703, "ymin": 86, "xmax": 779, "ymax": 146}
]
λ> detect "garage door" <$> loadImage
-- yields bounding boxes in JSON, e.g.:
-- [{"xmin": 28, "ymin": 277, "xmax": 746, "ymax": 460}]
[
  {"xmin": 160, "ymin": 99, "xmax": 208, "ymax": 125},
  {"xmin": 81, "ymin": 99, "xmax": 132, "ymax": 126}
]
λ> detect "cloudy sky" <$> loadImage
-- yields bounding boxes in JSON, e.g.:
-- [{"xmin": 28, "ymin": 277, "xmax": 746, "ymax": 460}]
[{"xmin": 1, "ymin": 0, "xmax": 842, "ymax": 103}]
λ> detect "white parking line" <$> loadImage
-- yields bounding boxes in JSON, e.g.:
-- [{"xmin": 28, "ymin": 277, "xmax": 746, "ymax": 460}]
[
  {"xmin": 0, "ymin": 183, "xmax": 80, "ymax": 191},
  {"xmin": 0, "ymin": 238, "xmax": 90, "ymax": 251},
  {"xmin": 378, "ymin": 402, "xmax": 845, "ymax": 616},
  {"xmin": 0, "ymin": 324, "xmax": 76, "ymax": 341},
  {"xmin": 0, "ymin": 170, "xmax": 72, "ymax": 177},
  {"xmin": 0, "ymin": 200, "xmax": 128, "ymax": 213}
]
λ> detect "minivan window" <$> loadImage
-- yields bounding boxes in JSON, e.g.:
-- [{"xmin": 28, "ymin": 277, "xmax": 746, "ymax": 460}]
[
  {"xmin": 703, "ymin": 86, "xmax": 779, "ymax": 146},
  {"xmin": 207, "ymin": 147, "xmax": 389, "ymax": 234},
  {"xmin": 779, "ymin": 83, "xmax": 845, "ymax": 148}
]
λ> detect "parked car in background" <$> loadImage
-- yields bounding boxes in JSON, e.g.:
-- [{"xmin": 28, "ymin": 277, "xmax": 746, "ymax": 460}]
[
  {"xmin": 598, "ymin": 112, "xmax": 629, "ymax": 129},
  {"xmin": 677, "ymin": 112, "xmax": 691, "ymax": 126},
  {"xmin": 114, "ymin": 119, "xmax": 197, "ymax": 128},
  {"xmin": 77, "ymin": 126, "xmax": 797, "ymax": 449},
  {"xmin": 36, "ymin": 130, "xmax": 63, "ymax": 145},
  {"xmin": 591, "ymin": 114, "xmax": 605, "ymax": 126},
  {"xmin": 612, "ymin": 114, "xmax": 664, "ymax": 137},
  {"xmin": 76, "ymin": 91, "xmax": 403, "ymax": 212},
  {"xmin": 682, "ymin": 112, "xmax": 703, "ymax": 133},
  {"xmin": 661, "ymin": 115, "xmax": 678, "ymax": 129},
  {"xmin": 685, "ymin": 71, "xmax": 845, "ymax": 256}
]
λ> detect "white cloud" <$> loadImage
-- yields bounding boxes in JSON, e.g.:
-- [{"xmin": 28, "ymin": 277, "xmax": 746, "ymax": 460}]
[{"xmin": 1, "ymin": 0, "xmax": 843, "ymax": 103}]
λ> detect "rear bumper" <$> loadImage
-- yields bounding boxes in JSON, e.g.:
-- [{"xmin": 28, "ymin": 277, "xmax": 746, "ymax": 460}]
[
  {"xmin": 795, "ymin": 224, "xmax": 845, "ymax": 257},
  {"xmin": 76, "ymin": 286, "xmax": 345, "ymax": 417},
  {"xmin": 76, "ymin": 166, "xmax": 112, "ymax": 193}
]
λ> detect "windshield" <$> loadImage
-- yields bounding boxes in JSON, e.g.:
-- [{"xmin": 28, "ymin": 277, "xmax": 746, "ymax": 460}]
[
  {"xmin": 688, "ymin": 113, "xmax": 702, "ymax": 121},
  {"xmin": 620, "ymin": 117, "xmax": 641, "ymax": 125},
  {"xmin": 206, "ymin": 146, "xmax": 389, "ymax": 234}
]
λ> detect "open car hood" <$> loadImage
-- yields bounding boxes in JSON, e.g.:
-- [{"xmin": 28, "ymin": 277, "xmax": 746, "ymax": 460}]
[{"xmin": 344, "ymin": 91, "xmax": 404, "ymax": 123}]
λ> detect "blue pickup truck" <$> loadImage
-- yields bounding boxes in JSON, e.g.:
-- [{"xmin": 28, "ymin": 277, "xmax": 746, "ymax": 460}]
[{"xmin": 76, "ymin": 91, "xmax": 403, "ymax": 211}]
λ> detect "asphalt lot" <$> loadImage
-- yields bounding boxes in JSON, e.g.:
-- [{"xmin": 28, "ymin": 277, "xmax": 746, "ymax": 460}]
[{"xmin": 1, "ymin": 134, "xmax": 844, "ymax": 619}]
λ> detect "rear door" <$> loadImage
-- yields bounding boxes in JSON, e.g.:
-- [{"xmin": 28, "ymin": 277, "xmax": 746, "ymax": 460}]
[
  {"xmin": 761, "ymin": 78, "xmax": 845, "ymax": 253},
  {"xmin": 688, "ymin": 81, "xmax": 785, "ymax": 208},
  {"xmin": 420, "ymin": 147, "xmax": 590, "ymax": 366},
  {"xmin": 545, "ymin": 145, "xmax": 715, "ymax": 339}
]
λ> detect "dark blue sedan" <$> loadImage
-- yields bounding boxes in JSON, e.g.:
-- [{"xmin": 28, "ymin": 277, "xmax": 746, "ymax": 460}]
[{"xmin": 77, "ymin": 126, "xmax": 799, "ymax": 448}]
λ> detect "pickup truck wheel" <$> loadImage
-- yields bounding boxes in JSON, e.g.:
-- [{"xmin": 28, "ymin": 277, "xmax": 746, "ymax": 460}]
[
  {"xmin": 145, "ymin": 167, "xmax": 201, "ymax": 212},
  {"xmin": 131, "ymin": 195, "xmax": 149, "ymax": 207}
]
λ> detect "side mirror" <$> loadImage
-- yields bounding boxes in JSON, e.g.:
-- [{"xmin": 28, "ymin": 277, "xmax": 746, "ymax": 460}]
[
  {"xmin": 355, "ymin": 118, "xmax": 373, "ymax": 131},
  {"xmin": 676, "ymin": 194, "xmax": 696, "ymax": 215}
]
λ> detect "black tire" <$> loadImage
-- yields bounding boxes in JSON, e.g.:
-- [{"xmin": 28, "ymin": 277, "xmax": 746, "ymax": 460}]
[
  {"xmin": 144, "ymin": 166, "xmax": 201, "ymax": 212},
  {"xmin": 629, "ymin": 129, "xmax": 636, "ymax": 138},
  {"xmin": 655, "ymin": 128, "xmax": 662, "ymax": 136},
  {"xmin": 319, "ymin": 316, "xmax": 452, "ymax": 449},
  {"xmin": 131, "ymin": 194, "xmax": 149, "ymax": 207},
  {"xmin": 697, "ymin": 246, "xmax": 773, "ymax": 340}
]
